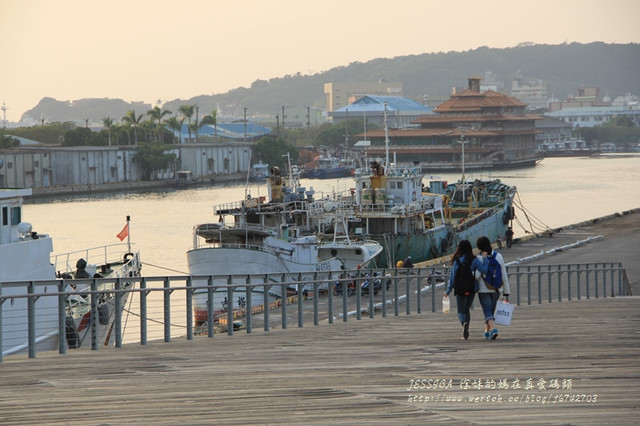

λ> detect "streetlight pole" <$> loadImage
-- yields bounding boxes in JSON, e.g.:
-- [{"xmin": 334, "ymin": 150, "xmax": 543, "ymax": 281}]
[{"xmin": 457, "ymin": 134, "xmax": 468, "ymax": 180}]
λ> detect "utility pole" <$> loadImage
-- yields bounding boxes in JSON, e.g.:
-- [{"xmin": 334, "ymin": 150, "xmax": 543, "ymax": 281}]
[{"xmin": 243, "ymin": 107, "xmax": 247, "ymax": 142}]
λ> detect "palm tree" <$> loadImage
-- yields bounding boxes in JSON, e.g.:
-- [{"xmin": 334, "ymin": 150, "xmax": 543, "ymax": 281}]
[
  {"xmin": 147, "ymin": 105, "xmax": 172, "ymax": 141},
  {"xmin": 165, "ymin": 116, "xmax": 184, "ymax": 144},
  {"xmin": 102, "ymin": 117, "xmax": 114, "ymax": 146},
  {"xmin": 200, "ymin": 109, "xmax": 218, "ymax": 142},
  {"xmin": 178, "ymin": 105, "xmax": 195, "ymax": 143},
  {"xmin": 122, "ymin": 110, "xmax": 143, "ymax": 145}
]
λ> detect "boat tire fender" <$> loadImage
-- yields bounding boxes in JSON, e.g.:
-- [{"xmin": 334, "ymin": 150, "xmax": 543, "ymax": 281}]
[
  {"xmin": 65, "ymin": 315, "xmax": 80, "ymax": 349},
  {"xmin": 98, "ymin": 303, "xmax": 110, "ymax": 325},
  {"xmin": 123, "ymin": 252, "xmax": 134, "ymax": 262}
]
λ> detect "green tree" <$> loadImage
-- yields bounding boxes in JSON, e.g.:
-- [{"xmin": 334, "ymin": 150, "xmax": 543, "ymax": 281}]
[
  {"xmin": 147, "ymin": 105, "xmax": 172, "ymax": 141},
  {"xmin": 133, "ymin": 141, "xmax": 177, "ymax": 180},
  {"xmin": 178, "ymin": 105, "xmax": 195, "ymax": 143},
  {"xmin": 0, "ymin": 134, "xmax": 20, "ymax": 149},
  {"xmin": 165, "ymin": 116, "xmax": 184, "ymax": 144},
  {"xmin": 122, "ymin": 110, "xmax": 143, "ymax": 145},
  {"xmin": 102, "ymin": 117, "xmax": 114, "ymax": 146},
  {"xmin": 199, "ymin": 109, "xmax": 218, "ymax": 142},
  {"xmin": 253, "ymin": 136, "xmax": 299, "ymax": 169},
  {"xmin": 62, "ymin": 127, "xmax": 100, "ymax": 146}
]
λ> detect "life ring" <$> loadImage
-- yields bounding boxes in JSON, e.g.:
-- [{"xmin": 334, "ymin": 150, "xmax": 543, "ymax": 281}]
[
  {"xmin": 65, "ymin": 315, "xmax": 80, "ymax": 349},
  {"xmin": 123, "ymin": 252, "xmax": 134, "ymax": 262},
  {"xmin": 412, "ymin": 191, "xmax": 417, "ymax": 201}
]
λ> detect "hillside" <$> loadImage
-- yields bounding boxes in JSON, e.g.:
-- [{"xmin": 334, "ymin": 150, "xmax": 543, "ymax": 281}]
[{"xmin": 23, "ymin": 42, "xmax": 640, "ymax": 123}]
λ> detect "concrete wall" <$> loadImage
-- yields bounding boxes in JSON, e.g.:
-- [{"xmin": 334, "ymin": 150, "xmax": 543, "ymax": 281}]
[{"xmin": 0, "ymin": 143, "xmax": 252, "ymax": 189}]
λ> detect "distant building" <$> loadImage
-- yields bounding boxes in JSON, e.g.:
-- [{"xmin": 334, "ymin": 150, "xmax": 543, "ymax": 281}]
[
  {"xmin": 548, "ymin": 87, "xmax": 610, "ymax": 112},
  {"xmin": 329, "ymin": 95, "xmax": 432, "ymax": 128},
  {"xmin": 324, "ymin": 81, "xmax": 403, "ymax": 114},
  {"xmin": 545, "ymin": 105, "xmax": 640, "ymax": 128},
  {"xmin": 360, "ymin": 77, "xmax": 541, "ymax": 170},
  {"xmin": 511, "ymin": 78, "xmax": 548, "ymax": 110}
]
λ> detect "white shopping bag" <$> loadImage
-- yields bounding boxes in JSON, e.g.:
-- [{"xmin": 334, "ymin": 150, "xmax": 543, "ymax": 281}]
[
  {"xmin": 442, "ymin": 295, "xmax": 450, "ymax": 314},
  {"xmin": 494, "ymin": 301, "xmax": 514, "ymax": 326}
]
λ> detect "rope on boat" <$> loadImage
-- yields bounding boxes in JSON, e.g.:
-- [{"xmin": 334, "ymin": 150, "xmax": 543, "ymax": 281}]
[
  {"xmin": 141, "ymin": 262, "xmax": 189, "ymax": 275},
  {"xmin": 512, "ymin": 192, "xmax": 551, "ymax": 234},
  {"xmin": 122, "ymin": 308, "xmax": 188, "ymax": 329}
]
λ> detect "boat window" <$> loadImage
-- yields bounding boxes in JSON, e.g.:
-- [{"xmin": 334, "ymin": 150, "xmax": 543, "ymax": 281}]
[
  {"xmin": 397, "ymin": 182, "xmax": 403, "ymax": 189},
  {"xmin": 11, "ymin": 207, "xmax": 21, "ymax": 225},
  {"xmin": 2, "ymin": 207, "xmax": 7, "ymax": 226},
  {"xmin": 390, "ymin": 182, "xmax": 396, "ymax": 189}
]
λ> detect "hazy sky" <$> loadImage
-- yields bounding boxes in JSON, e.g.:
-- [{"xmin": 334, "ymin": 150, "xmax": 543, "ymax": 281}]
[{"xmin": 2, "ymin": 0, "xmax": 639, "ymax": 122}]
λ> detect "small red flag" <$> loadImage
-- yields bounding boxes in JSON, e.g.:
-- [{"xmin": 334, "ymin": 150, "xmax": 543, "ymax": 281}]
[{"xmin": 116, "ymin": 223, "xmax": 129, "ymax": 241}]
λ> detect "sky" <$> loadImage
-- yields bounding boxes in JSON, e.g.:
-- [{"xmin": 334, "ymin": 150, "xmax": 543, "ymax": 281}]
[{"xmin": 1, "ymin": 0, "xmax": 639, "ymax": 122}]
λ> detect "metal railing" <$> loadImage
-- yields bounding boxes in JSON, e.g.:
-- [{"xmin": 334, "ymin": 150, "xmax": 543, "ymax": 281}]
[{"xmin": 0, "ymin": 262, "xmax": 631, "ymax": 361}]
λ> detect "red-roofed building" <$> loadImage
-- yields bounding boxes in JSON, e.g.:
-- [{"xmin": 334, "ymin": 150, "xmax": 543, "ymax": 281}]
[{"xmin": 359, "ymin": 77, "xmax": 542, "ymax": 171}]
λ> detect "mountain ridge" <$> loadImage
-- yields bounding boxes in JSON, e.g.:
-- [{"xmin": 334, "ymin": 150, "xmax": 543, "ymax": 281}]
[{"xmin": 23, "ymin": 42, "xmax": 640, "ymax": 124}]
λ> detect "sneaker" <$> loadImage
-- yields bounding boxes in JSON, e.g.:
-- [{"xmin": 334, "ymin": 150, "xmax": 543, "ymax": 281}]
[
  {"xmin": 490, "ymin": 328, "xmax": 498, "ymax": 340},
  {"xmin": 463, "ymin": 322, "xmax": 469, "ymax": 340},
  {"xmin": 484, "ymin": 331, "xmax": 491, "ymax": 339}
]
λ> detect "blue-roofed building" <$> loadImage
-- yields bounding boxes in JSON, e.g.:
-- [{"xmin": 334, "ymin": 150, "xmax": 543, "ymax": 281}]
[
  {"xmin": 329, "ymin": 95, "xmax": 432, "ymax": 128},
  {"xmin": 171, "ymin": 122, "xmax": 271, "ymax": 143}
]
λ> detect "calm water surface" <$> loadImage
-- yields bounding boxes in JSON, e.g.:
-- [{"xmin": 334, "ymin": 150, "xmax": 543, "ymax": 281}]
[{"xmin": 24, "ymin": 154, "xmax": 640, "ymax": 276}]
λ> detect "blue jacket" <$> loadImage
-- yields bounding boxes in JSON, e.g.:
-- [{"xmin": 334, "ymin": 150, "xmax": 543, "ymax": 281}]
[{"xmin": 446, "ymin": 254, "xmax": 489, "ymax": 295}]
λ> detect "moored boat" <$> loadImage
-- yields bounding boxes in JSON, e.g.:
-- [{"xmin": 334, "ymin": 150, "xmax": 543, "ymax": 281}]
[{"xmin": 0, "ymin": 188, "xmax": 141, "ymax": 357}]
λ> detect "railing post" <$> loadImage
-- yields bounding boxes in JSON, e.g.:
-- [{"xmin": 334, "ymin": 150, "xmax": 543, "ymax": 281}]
[
  {"xmin": 58, "ymin": 280, "xmax": 67, "ymax": 355},
  {"xmin": 91, "ymin": 279, "xmax": 99, "ymax": 350},
  {"xmin": 431, "ymin": 268, "xmax": 438, "ymax": 313},
  {"xmin": 342, "ymin": 276, "xmax": 348, "ymax": 322},
  {"xmin": 526, "ymin": 265, "xmax": 532, "ymax": 305},
  {"xmin": 537, "ymin": 265, "xmax": 542, "ymax": 305},
  {"xmin": 405, "ymin": 275, "xmax": 411, "ymax": 315},
  {"xmin": 246, "ymin": 275, "xmax": 252, "ymax": 334},
  {"xmin": 207, "ymin": 276, "xmax": 214, "ymax": 338},
  {"xmin": 27, "ymin": 281, "xmax": 36, "ymax": 358},
  {"xmin": 115, "ymin": 277, "xmax": 123, "ymax": 348},
  {"xmin": 264, "ymin": 274, "xmax": 270, "ymax": 332},
  {"xmin": 547, "ymin": 265, "xmax": 552, "ymax": 303},
  {"xmin": 281, "ymin": 274, "xmax": 287, "ymax": 330},
  {"xmin": 515, "ymin": 265, "xmax": 521, "ymax": 306},
  {"xmin": 227, "ymin": 276, "xmax": 234, "ymax": 336},
  {"xmin": 416, "ymin": 270, "xmax": 422, "ymax": 314},
  {"xmin": 585, "ymin": 264, "xmax": 590, "ymax": 299},
  {"xmin": 140, "ymin": 277, "xmax": 148, "ymax": 345},
  {"xmin": 567, "ymin": 264, "xmax": 572, "ymax": 302},
  {"xmin": 394, "ymin": 271, "xmax": 400, "ymax": 317},
  {"xmin": 186, "ymin": 276, "xmax": 193, "ymax": 341},
  {"xmin": 297, "ymin": 273, "xmax": 303, "ymax": 328},
  {"xmin": 369, "ymin": 273, "xmax": 375, "ymax": 319},
  {"xmin": 313, "ymin": 273, "xmax": 319, "ymax": 326},
  {"xmin": 163, "ymin": 277, "xmax": 171, "ymax": 342},
  {"xmin": 356, "ymin": 273, "xmax": 362, "ymax": 321},
  {"xmin": 557, "ymin": 266, "xmax": 563, "ymax": 302},
  {"xmin": 381, "ymin": 270, "xmax": 388, "ymax": 317},
  {"xmin": 595, "ymin": 264, "xmax": 600, "ymax": 298}
]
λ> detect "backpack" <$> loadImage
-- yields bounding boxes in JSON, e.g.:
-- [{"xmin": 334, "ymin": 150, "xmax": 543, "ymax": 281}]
[
  {"xmin": 453, "ymin": 258, "xmax": 475, "ymax": 295},
  {"xmin": 484, "ymin": 251, "xmax": 503, "ymax": 290}
]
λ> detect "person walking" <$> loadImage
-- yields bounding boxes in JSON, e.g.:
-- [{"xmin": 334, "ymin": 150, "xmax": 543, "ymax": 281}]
[
  {"xmin": 475, "ymin": 236, "xmax": 511, "ymax": 339},
  {"xmin": 505, "ymin": 227, "xmax": 514, "ymax": 249},
  {"xmin": 444, "ymin": 240, "xmax": 488, "ymax": 339}
]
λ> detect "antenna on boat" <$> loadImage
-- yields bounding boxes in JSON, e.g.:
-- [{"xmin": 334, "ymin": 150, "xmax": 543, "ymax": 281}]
[
  {"xmin": 245, "ymin": 147, "xmax": 253, "ymax": 201},
  {"xmin": 126, "ymin": 215, "xmax": 131, "ymax": 253}
]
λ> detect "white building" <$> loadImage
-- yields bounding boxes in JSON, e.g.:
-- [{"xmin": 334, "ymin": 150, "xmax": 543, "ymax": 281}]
[{"xmin": 545, "ymin": 106, "xmax": 640, "ymax": 128}]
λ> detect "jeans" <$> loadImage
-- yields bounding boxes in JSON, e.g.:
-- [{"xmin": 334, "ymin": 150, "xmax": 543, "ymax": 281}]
[
  {"xmin": 456, "ymin": 293, "xmax": 476, "ymax": 325},
  {"xmin": 478, "ymin": 291, "xmax": 500, "ymax": 322}
]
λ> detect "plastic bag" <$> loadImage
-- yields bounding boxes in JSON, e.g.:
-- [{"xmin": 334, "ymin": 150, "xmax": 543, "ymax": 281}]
[{"xmin": 442, "ymin": 295, "xmax": 450, "ymax": 314}]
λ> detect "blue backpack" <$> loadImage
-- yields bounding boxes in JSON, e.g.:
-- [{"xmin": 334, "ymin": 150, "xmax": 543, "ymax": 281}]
[{"xmin": 484, "ymin": 251, "xmax": 503, "ymax": 290}]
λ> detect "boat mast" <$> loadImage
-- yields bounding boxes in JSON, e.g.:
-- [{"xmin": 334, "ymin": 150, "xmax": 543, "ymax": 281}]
[
  {"xmin": 383, "ymin": 102, "xmax": 389, "ymax": 170},
  {"xmin": 126, "ymin": 215, "xmax": 131, "ymax": 254}
]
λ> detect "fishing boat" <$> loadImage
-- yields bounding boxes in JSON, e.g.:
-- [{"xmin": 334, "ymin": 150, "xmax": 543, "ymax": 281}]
[
  {"xmin": 306, "ymin": 156, "xmax": 354, "ymax": 179},
  {"xmin": 249, "ymin": 161, "xmax": 269, "ymax": 182},
  {"xmin": 309, "ymin": 161, "xmax": 516, "ymax": 268},
  {"xmin": 308, "ymin": 107, "xmax": 517, "ymax": 268},
  {"xmin": 187, "ymin": 162, "xmax": 383, "ymax": 325},
  {"xmin": 0, "ymin": 188, "xmax": 141, "ymax": 356}
]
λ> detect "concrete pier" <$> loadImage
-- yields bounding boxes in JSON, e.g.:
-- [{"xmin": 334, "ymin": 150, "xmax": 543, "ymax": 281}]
[{"xmin": 1, "ymin": 210, "xmax": 638, "ymax": 424}]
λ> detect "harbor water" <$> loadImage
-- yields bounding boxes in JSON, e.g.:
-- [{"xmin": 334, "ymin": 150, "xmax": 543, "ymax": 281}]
[{"xmin": 24, "ymin": 154, "xmax": 640, "ymax": 277}]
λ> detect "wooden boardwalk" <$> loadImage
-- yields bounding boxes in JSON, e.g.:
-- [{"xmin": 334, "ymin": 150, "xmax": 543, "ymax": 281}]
[
  {"xmin": 1, "ymin": 210, "xmax": 638, "ymax": 424},
  {"xmin": 1, "ymin": 296, "xmax": 638, "ymax": 424}
]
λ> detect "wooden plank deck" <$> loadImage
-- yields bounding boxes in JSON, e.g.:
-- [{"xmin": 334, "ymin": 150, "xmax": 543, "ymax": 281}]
[
  {"xmin": 1, "ymin": 210, "xmax": 637, "ymax": 424},
  {"xmin": 1, "ymin": 296, "xmax": 638, "ymax": 424}
]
